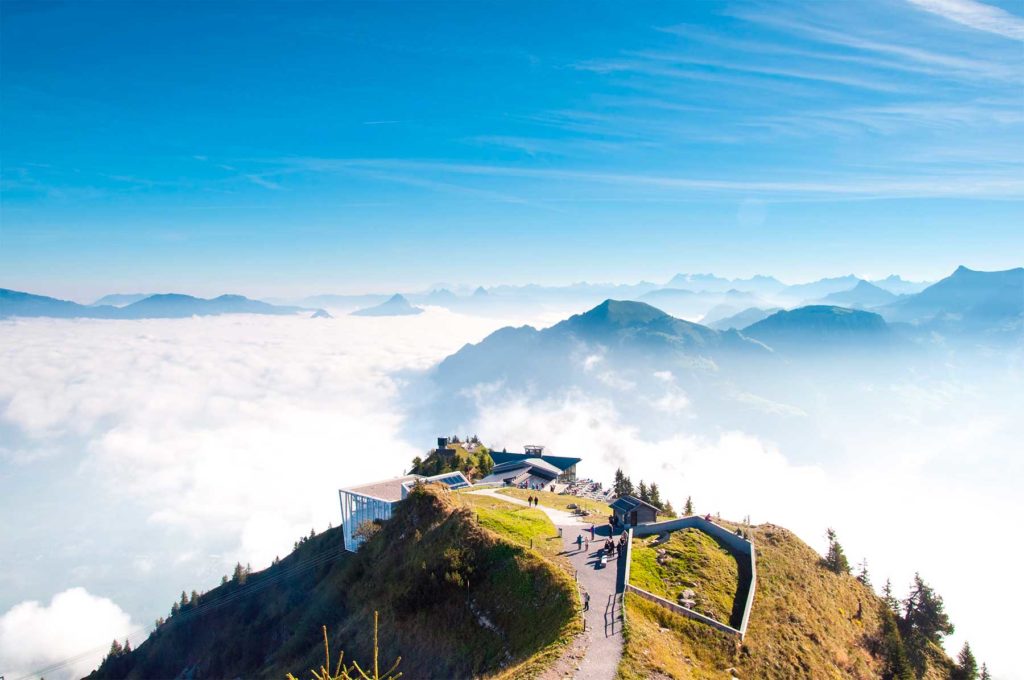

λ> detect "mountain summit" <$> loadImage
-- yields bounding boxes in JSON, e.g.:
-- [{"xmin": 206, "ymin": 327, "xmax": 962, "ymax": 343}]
[{"xmin": 351, "ymin": 293, "xmax": 424, "ymax": 316}]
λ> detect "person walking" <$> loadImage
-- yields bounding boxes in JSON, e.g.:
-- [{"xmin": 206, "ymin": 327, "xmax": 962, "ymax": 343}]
[
  {"xmin": 583, "ymin": 591, "xmax": 591, "ymax": 611},
  {"xmin": 527, "ymin": 494, "xmax": 534, "ymax": 507},
  {"xmin": 589, "ymin": 524, "xmax": 595, "ymax": 540},
  {"xmin": 576, "ymin": 533, "xmax": 584, "ymax": 551}
]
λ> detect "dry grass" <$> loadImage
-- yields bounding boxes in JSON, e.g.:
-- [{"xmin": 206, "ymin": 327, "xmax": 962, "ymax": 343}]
[
  {"xmin": 629, "ymin": 528, "xmax": 740, "ymax": 626},
  {"xmin": 618, "ymin": 521, "xmax": 957, "ymax": 679}
]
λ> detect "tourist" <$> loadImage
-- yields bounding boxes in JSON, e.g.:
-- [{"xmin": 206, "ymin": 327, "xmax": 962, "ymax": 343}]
[
  {"xmin": 527, "ymin": 494, "xmax": 533, "ymax": 506},
  {"xmin": 589, "ymin": 524, "xmax": 595, "ymax": 539},
  {"xmin": 583, "ymin": 592, "xmax": 591, "ymax": 611},
  {"xmin": 576, "ymin": 533, "xmax": 584, "ymax": 550}
]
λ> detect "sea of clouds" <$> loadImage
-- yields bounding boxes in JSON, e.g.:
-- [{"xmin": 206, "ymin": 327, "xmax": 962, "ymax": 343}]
[{"xmin": 1, "ymin": 309, "xmax": 1020, "ymax": 678}]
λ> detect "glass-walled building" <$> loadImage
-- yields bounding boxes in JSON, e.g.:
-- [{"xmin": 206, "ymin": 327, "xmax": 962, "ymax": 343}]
[{"xmin": 339, "ymin": 471, "xmax": 470, "ymax": 551}]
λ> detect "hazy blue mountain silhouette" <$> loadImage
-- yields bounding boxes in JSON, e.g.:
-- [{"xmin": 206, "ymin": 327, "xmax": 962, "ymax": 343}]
[
  {"xmin": 708, "ymin": 306, "xmax": 781, "ymax": 330},
  {"xmin": 91, "ymin": 293, "xmax": 151, "ymax": 307},
  {"xmin": 879, "ymin": 266, "xmax": 1023, "ymax": 335},
  {"xmin": 434, "ymin": 299, "xmax": 769, "ymax": 394},
  {"xmin": 741, "ymin": 305, "xmax": 892, "ymax": 352},
  {"xmin": 1, "ymin": 289, "xmax": 318, "ymax": 319},
  {"xmin": 782, "ymin": 275, "xmax": 862, "ymax": 301},
  {"xmin": 1, "ymin": 289, "xmax": 120, "ymax": 318},
  {"xmin": 818, "ymin": 280, "xmax": 898, "ymax": 308},
  {"xmin": 351, "ymin": 293, "xmax": 424, "ymax": 316},
  {"xmin": 870, "ymin": 275, "xmax": 930, "ymax": 295}
]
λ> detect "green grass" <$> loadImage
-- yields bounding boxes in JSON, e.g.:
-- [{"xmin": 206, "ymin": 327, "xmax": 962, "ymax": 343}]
[
  {"xmin": 498, "ymin": 487, "xmax": 610, "ymax": 517},
  {"xmin": 629, "ymin": 528, "xmax": 740, "ymax": 626},
  {"xmin": 457, "ymin": 492, "xmax": 568, "ymax": 568}
]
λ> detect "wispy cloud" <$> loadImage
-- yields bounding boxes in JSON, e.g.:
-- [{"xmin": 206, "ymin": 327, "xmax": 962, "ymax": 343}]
[
  {"xmin": 265, "ymin": 157, "xmax": 1024, "ymax": 200},
  {"xmin": 907, "ymin": 0, "xmax": 1024, "ymax": 40}
]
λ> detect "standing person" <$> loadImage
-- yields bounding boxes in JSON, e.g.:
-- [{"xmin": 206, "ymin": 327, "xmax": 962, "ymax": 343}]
[
  {"xmin": 589, "ymin": 524, "xmax": 595, "ymax": 540},
  {"xmin": 527, "ymin": 494, "xmax": 533, "ymax": 507},
  {"xmin": 583, "ymin": 591, "xmax": 591, "ymax": 611},
  {"xmin": 576, "ymin": 533, "xmax": 584, "ymax": 551}
]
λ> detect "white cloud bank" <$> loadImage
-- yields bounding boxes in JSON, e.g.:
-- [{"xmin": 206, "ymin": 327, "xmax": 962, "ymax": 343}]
[
  {"xmin": 1, "ymin": 311, "xmax": 1020, "ymax": 676},
  {"xmin": 0, "ymin": 587, "xmax": 134, "ymax": 680}
]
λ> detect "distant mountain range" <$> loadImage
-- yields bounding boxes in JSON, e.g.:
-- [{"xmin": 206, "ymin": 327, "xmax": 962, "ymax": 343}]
[
  {"xmin": 878, "ymin": 265, "xmax": 1023, "ymax": 335},
  {"xmin": 707, "ymin": 307, "xmax": 781, "ymax": 330},
  {"xmin": 91, "ymin": 293, "xmax": 151, "ymax": 307},
  {"xmin": 743, "ymin": 305, "xmax": 894, "ymax": 352},
  {"xmin": 351, "ymin": 294, "xmax": 424, "ymax": 317},
  {"xmin": 0, "ymin": 289, "xmax": 324, "ymax": 319},
  {"xmin": 817, "ymin": 280, "xmax": 898, "ymax": 309}
]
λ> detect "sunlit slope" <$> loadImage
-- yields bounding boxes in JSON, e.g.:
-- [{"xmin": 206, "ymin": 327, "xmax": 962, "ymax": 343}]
[
  {"xmin": 619, "ymin": 522, "xmax": 953, "ymax": 679},
  {"xmin": 88, "ymin": 484, "xmax": 576, "ymax": 679}
]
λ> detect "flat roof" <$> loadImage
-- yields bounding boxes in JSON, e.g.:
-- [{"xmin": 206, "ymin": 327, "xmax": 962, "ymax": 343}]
[{"xmin": 342, "ymin": 475, "xmax": 421, "ymax": 502}]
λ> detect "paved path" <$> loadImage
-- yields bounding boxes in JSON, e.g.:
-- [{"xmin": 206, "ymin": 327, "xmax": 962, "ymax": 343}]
[{"xmin": 470, "ymin": 489, "xmax": 625, "ymax": 680}]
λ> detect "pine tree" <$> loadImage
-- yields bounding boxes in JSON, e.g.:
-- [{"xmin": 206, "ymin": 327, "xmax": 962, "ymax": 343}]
[
  {"xmin": 824, "ymin": 528, "xmax": 851, "ymax": 574},
  {"xmin": 902, "ymin": 572, "xmax": 954, "ymax": 644},
  {"xmin": 980, "ymin": 663, "xmax": 991, "ymax": 679},
  {"xmin": 684, "ymin": 496, "xmax": 694, "ymax": 515},
  {"xmin": 857, "ymin": 558, "xmax": 871, "ymax": 586},
  {"xmin": 108, "ymin": 639, "xmax": 124, "ymax": 658},
  {"xmin": 232, "ymin": 562, "xmax": 245, "ymax": 583},
  {"xmin": 879, "ymin": 609, "xmax": 914, "ymax": 680},
  {"xmin": 170, "ymin": 601, "xmax": 180, "ymax": 616},
  {"xmin": 179, "ymin": 591, "xmax": 188, "ymax": 609},
  {"xmin": 882, "ymin": 578, "xmax": 900, "ymax": 614},
  {"xmin": 951, "ymin": 642, "xmax": 978, "ymax": 680},
  {"xmin": 613, "ymin": 468, "xmax": 626, "ymax": 497},
  {"xmin": 663, "ymin": 500, "xmax": 675, "ymax": 517},
  {"xmin": 638, "ymin": 480, "xmax": 649, "ymax": 503},
  {"xmin": 623, "ymin": 475, "xmax": 634, "ymax": 496},
  {"xmin": 123, "ymin": 639, "xmax": 132, "ymax": 654},
  {"xmin": 648, "ymin": 483, "xmax": 662, "ymax": 509},
  {"xmin": 221, "ymin": 574, "xmax": 229, "ymax": 585}
]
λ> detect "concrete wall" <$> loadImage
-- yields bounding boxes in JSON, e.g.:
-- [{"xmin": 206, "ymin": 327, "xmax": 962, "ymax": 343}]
[
  {"xmin": 628, "ymin": 516, "xmax": 757, "ymax": 638},
  {"xmin": 626, "ymin": 585, "xmax": 743, "ymax": 637}
]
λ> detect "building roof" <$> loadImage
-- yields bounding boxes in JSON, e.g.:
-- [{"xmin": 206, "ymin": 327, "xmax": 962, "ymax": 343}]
[
  {"xmin": 342, "ymin": 471, "xmax": 471, "ymax": 502},
  {"xmin": 342, "ymin": 475, "xmax": 421, "ymax": 502},
  {"xmin": 609, "ymin": 495, "xmax": 660, "ymax": 514},
  {"xmin": 489, "ymin": 450, "xmax": 581, "ymax": 472},
  {"xmin": 490, "ymin": 457, "xmax": 562, "ymax": 477}
]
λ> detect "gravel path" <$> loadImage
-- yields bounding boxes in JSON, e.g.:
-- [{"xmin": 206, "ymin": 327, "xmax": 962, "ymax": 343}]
[{"xmin": 470, "ymin": 489, "xmax": 625, "ymax": 680}]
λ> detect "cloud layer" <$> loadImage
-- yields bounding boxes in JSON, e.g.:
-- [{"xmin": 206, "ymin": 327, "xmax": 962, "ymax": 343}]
[{"xmin": 0, "ymin": 587, "xmax": 134, "ymax": 680}]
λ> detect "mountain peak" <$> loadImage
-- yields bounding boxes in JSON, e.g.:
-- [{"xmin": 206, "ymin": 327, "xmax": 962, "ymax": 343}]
[{"xmin": 577, "ymin": 299, "xmax": 669, "ymax": 327}]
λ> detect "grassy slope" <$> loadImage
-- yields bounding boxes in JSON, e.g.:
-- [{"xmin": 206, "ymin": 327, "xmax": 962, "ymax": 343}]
[
  {"xmin": 90, "ymin": 485, "xmax": 577, "ymax": 680},
  {"xmin": 629, "ymin": 529, "xmax": 740, "ymax": 626},
  {"xmin": 458, "ymin": 492, "xmax": 570, "ymax": 570},
  {"xmin": 499, "ymin": 487, "xmax": 610, "ymax": 517},
  {"xmin": 619, "ymin": 522, "xmax": 953, "ymax": 680}
]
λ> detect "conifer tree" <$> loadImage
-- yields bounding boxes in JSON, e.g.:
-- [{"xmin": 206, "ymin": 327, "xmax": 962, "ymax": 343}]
[
  {"xmin": 108, "ymin": 639, "xmax": 124, "ymax": 658},
  {"xmin": 980, "ymin": 663, "xmax": 991, "ymax": 679},
  {"xmin": 638, "ymin": 480, "xmax": 649, "ymax": 503},
  {"xmin": 882, "ymin": 578, "xmax": 900, "ymax": 614},
  {"xmin": 232, "ymin": 562, "xmax": 245, "ymax": 583},
  {"xmin": 857, "ymin": 558, "xmax": 871, "ymax": 586},
  {"xmin": 663, "ymin": 500, "xmax": 675, "ymax": 517},
  {"xmin": 123, "ymin": 639, "xmax": 132, "ymax": 654},
  {"xmin": 902, "ymin": 572, "xmax": 954, "ymax": 644},
  {"xmin": 648, "ymin": 483, "xmax": 662, "ymax": 509},
  {"xmin": 613, "ymin": 468, "xmax": 626, "ymax": 496},
  {"xmin": 171, "ymin": 601, "xmax": 180, "ymax": 616},
  {"xmin": 824, "ymin": 528, "xmax": 851, "ymax": 574},
  {"xmin": 179, "ymin": 591, "xmax": 188, "ymax": 609},
  {"xmin": 952, "ymin": 642, "xmax": 978, "ymax": 680},
  {"xmin": 684, "ymin": 496, "xmax": 694, "ymax": 515}
]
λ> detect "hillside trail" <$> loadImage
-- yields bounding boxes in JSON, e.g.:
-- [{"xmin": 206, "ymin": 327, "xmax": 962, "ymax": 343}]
[{"xmin": 469, "ymin": 489, "xmax": 625, "ymax": 680}]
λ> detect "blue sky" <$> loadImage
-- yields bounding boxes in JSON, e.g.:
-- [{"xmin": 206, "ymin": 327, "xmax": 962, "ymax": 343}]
[{"xmin": 2, "ymin": 0, "xmax": 1022, "ymax": 299}]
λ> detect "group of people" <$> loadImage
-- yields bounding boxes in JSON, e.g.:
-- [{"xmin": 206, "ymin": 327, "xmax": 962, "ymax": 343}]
[{"xmin": 525, "ymin": 495, "xmax": 540, "ymax": 507}]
